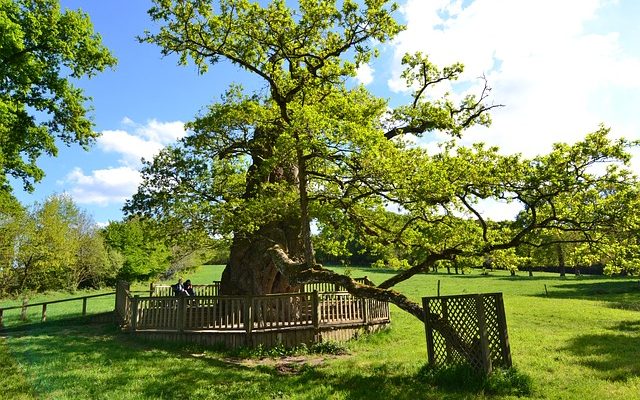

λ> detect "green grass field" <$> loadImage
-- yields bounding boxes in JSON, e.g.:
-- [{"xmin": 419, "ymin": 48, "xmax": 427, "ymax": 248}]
[{"xmin": 2, "ymin": 266, "xmax": 640, "ymax": 399}]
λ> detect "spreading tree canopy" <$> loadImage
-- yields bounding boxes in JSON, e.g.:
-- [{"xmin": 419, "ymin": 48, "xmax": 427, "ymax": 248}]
[
  {"xmin": 0, "ymin": 0, "xmax": 116, "ymax": 192},
  {"xmin": 129, "ymin": 0, "xmax": 639, "ymax": 320}
]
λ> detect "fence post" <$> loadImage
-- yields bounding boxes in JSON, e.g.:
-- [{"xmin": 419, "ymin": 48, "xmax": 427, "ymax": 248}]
[
  {"xmin": 131, "ymin": 296, "xmax": 139, "ymax": 332},
  {"xmin": 0, "ymin": 308, "xmax": 4, "ymax": 328},
  {"xmin": 244, "ymin": 296, "xmax": 253, "ymax": 346},
  {"xmin": 41, "ymin": 303, "xmax": 47, "ymax": 322},
  {"xmin": 312, "ymin": 291, "xmax": 319, "ymax": 339},
  {"xmin": 475, "ymin": 294, "xmax": 492, "ymax": 375},
  {"xmin": 363, "ymin": 298, "xmax": 369, "ymax": 324},
  {"xmin": 149, "ymin": 282, "xmax": 154, "ymax": 297},
  {"xmin": 82, "ymin": 297, "xmax": 88, "ymax": 316},
  {"xmin": 20, "ymin": 298, "xmax": 28, "ymax": 321},
  {"xmin": 495, "ymin": 293, "xmax": 513, "ymax": 368},
  {"xmin": 422, "ymin": 297, "xmax": 436, "ymax": 365},
  {"xmin": 177, "ymin": 295, "xmax": 185, "ymax": 333}
]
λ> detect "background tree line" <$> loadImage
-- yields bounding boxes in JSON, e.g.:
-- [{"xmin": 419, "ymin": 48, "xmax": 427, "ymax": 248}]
[
  {"xmin": 314, "ymin": 196, "xmax": 640, "ymax": 278},
  {"xmin": 0, "ymin": 192, "xmax": 225, "ymax": 297}
]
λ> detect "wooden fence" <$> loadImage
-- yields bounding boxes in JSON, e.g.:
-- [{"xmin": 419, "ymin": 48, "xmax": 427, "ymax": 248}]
[
  {"xmin": 301, "ymin": 277, "xmax": 375, "ymax": 294},
  {"xmin": 0, "ymin": 291, "xmax": 115, "ymax": 329},
  {"xmin": 150, "ymin": 282, "xmax": 221, "ymax": 297},
  {"xmin": 150, "ymin": 277, "xmax": 375, "ymax": 298},
  {"xmin": 318, "ymin": 292, "xmax": 390, "ymax": 325},
  {"xmin": 117, "ymin": 282, "xmax": 390, "ymax": 348}
]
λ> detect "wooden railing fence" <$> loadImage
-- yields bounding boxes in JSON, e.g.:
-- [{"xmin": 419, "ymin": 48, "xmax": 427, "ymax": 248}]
[
  {"xmin": 121, "ymin": 289, "xmax": 389, "ymax": 336},
  {"xmin": 150, "ymin": 282, "xmax": 221, "ymax": 297},
  {"xmin": 0, "ymin": 291, "xmax": 115, "ymax": 329},
  {"xmin": 150, "ymin": 277, "xmax": 375, "ymax": 298},
  {"xmin": 318, "ymin": 293, "xmax": 389, "ymax": 325},
  {"xmin": 115, "ymin": 280, "xmax": 132, "ymax": 328},
  {"xmin": 301, "ymin": 277, "xmax": 375, "ymax": 294}
]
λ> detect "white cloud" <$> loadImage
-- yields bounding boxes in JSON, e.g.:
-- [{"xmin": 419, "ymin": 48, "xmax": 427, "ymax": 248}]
[
  {"xmin": 97, "ymin": 118, "xmax": 186, "ymax": 166},
  {"xmin": 138, "ymin": 119, "xmax": 186, "ymax": 144},
  {"xmin": 121, "ymin": 116, "xmax": 135, "ymax": 126},
  {"xmin": 355, "ymin": 63, "xmax": 375, "ymax": 85},
  {"xmin": 62, "ymin": 118, "xmax": 186, "ymax": 208},
  {"xmin": 65, "ymin": 167, "xmax": 142, "ymax": 206},
  {"xmin": 98, "ymin": 130, "xmax": 163, "ymax": 165},
  {"xmin": 389, "ymin": 0, "xmax": 640, "ymax": 158}
]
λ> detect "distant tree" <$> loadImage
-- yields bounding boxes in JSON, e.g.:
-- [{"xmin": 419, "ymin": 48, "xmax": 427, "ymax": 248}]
[
  {"xmin": 517, "ymin": 183, "xmax": 640, "ymax": 277},
  {"xmin": 103, "ymin": 217, "xmax": 171, "ymax": 282},
  {"xmin": 70, "ymin": 212, "xmax": 121, "ymax": 288},
  {"xmin": 0, "ymin": 0, "xmax": 116, "ymax": 193},
  {"xmin": 25, "ymin": 194, "xmax": 79, "ymax": 290},
  {"xmin": 1, "ymin": 194, "xmax": 116, "ymax": 294},
  {"xmin": 0, "ymin": 191, "xmax": 25, "ymax": 295}
]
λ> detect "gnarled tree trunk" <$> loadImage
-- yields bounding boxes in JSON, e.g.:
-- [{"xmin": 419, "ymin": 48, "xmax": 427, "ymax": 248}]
[
  {"xmin": 219, "ymin": 127, "xmax": 305, "ymax": 295},
  {"xmin": 220, "ymin": 220, "xmax": 303, "ymax": 295}
]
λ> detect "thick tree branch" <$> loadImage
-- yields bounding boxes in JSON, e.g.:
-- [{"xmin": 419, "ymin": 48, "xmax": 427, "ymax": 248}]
[{"xmin": 267, "ymin": 245, "xmax": 425, "ymax": 320}]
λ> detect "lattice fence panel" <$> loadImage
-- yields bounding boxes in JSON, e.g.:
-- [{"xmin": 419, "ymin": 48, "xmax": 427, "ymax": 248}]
[{"xmin": 422, "ymin": 293, "xmax": 512, "ymax": 375}]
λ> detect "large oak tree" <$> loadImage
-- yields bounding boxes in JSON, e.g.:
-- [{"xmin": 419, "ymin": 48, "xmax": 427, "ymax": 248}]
[{"xmin": 129, "ymin": 0, "xmax": 639, "ymax": 320}]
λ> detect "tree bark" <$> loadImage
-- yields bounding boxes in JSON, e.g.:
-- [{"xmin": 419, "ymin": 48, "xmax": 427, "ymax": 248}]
[
  {"xmin": 219, "ymin": 127, "xmax": 305, "ymax": 295},
  {"xmin": 220, "ymin": 221, "xmax": 303, "ymax": 295}
]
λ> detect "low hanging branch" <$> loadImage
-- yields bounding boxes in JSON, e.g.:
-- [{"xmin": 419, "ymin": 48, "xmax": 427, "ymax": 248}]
[
  {"xmin": 269, "ymin": 244, "xmax": 484, "ymax": 366},
  {"xmin": 267, "ymin": 245, "xmax": 425, "ymax": 320}
]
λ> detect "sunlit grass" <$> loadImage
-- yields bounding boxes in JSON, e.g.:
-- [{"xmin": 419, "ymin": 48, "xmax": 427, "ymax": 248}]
[
  {"xmin": 0, "ymin": 266, "xmax": 224, "ymax": 327},
  {"xmin": 2, "ymin": 265, "xmax": 640, "ymax": 399}
]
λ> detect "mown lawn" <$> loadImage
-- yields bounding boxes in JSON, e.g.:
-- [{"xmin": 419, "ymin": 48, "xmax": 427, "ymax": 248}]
[{"xmin": 2, "ymin": 266, "xmax": 640, "ymax": 399}]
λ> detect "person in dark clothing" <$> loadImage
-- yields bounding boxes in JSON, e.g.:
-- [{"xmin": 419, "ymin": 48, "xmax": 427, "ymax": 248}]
[
  {"xmin": 172, "ymin": 278, "xmax": 185, "ymax": 296},
  {"xmin": 184, "ymin": 279, "xmax": 195, "ymax": 296}
]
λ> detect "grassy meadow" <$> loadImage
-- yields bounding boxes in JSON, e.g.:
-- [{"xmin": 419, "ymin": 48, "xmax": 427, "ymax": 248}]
[{"xmin": 2, "ymin": 266, "xmax": 640, "ymax": 399}]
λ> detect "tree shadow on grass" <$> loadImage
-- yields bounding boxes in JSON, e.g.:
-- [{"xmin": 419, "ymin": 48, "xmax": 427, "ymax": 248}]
[
  {"xmin": 561, "ymin": 320, "xmax": 640, "ymax": 382},
  {"xmin": 3, "ymin": 322, "xmax": 271, "ymax": 399},
  {"xmin": 530, "ymin": 280, "xmax": 640, "ymax": 311},
  {"xmin": 1, "ymin": 321, "xmax": 510, "ymax": 400},
  {"xmin": 277, "ymin": 362, "xmax": 531, "ymax": 400},
  {"xmin": 0, "ymin": 312, "xmax": 115, "ymax": 335},
  {"xmin": 445, "ymin": 273, "xmax": 607, "ymax": 282}
]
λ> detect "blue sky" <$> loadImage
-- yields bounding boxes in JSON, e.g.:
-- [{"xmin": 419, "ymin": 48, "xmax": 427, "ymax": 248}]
[{"xmin": 12, "ymin": 0, "xmax": 640, "ymax": 224}]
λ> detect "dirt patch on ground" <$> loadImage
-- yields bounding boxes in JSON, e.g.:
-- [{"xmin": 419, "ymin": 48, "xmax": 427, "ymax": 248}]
[{"xmin": 220, "ymin": 354, "xmax": 344, "ymax": 375}]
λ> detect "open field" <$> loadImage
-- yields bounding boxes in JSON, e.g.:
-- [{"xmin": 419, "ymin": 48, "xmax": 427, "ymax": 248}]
[{"xmin": 2, "ymin": 266, "xmax": 640, "ymax": 399}]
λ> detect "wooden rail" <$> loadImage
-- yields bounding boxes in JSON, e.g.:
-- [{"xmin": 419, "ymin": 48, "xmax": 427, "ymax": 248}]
[
  {"xmin": 318, "ymin": 293, "xmax": 389, "ymax": 325},
  {"xmin": 150, "ymin": 282, "xmax": 221, "ymax": 297},
  {"xmin": 151, "ymin": 277, "xmax": 375, "ymax": 298},
  {"xmin": 0, "ymin": 292, "xmax": 115, "ymax": 328},
  {"xmin": 113, "ymin": 281, "xmax": 392, "ymax": 349},
  {"xmin": 122, "ymin": 290, "xmax": 390, "ymax": 335},
  {"xmin": 301, "ymin": 277, "xmax": 375, "ymax": 294}
]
